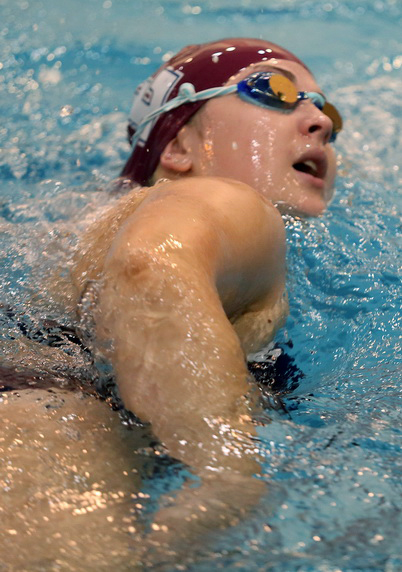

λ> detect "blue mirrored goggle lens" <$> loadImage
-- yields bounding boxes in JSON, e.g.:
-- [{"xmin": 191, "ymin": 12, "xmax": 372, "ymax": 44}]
[
  {"xmin": 237, "ymin": 72, "xmax": 342, "ymax": 141},
  {"xmin": 238, "ymin": 72, "xmax": 298, "ymax": 110}
]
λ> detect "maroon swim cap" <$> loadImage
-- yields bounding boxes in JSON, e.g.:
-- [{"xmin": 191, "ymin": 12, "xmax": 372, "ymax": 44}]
[{"xmin": 121, "ymin": 38, "xmax": 308, "ymax": 185}]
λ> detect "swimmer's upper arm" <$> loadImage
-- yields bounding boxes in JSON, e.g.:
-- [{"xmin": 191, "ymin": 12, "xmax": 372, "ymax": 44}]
[
  {"xmin": 96, "ymin": 175, "xmax": 285, "ymax": 459},
  {"xmin": 105, "ymin": 176, "xmax": 286, "ymax": 318}
]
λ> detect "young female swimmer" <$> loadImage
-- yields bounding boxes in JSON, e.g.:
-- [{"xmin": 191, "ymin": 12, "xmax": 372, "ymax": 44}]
[{"xmin": 72, "ymin": 38, "xmax": 341, "ymax": 554}]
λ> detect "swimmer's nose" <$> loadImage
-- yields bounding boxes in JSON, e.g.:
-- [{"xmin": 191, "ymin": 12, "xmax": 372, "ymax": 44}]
[{"xmin": 298, "ymin": 100, "xmax": 334, "ymax": 145}]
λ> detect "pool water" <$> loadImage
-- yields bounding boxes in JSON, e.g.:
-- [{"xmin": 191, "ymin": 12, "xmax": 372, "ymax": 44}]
[{"xmin": 0, "ymin": 0, "xmax": 401, "ymax": 570}]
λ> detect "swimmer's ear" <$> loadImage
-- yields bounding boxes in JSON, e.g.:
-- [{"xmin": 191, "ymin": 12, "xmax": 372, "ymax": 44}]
[{"xmin": 159, "ymin": 130, "xmax": 193, "ymax": 174}]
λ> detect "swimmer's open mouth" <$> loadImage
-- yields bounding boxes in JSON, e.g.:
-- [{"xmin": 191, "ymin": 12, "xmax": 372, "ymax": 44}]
[{"xmin": 292, "ymin": 152, "xmax": 327, "ymax": 180}]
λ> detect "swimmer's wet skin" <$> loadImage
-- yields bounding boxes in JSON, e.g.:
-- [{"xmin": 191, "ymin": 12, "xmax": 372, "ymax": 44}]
[
  {"xmin": 72, "ymin": 38, "xmax": 339, "ymax": 561},
  {"xmin": 74, "ymin": 177, "xmax": 287, "ymax": 557}
]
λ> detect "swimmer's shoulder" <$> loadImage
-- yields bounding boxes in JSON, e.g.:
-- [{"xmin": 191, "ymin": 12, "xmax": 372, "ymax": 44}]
[
  {"xmin": 138, "ymin": 176, "xmax": 278, "ymax": 215},
  {"xmin": 72, "ymin": 175, "xmax": 284, "ymax": 299},
  {"xmin": 117, "ymin": 176, "xmax": 283, "ymax": 249}
]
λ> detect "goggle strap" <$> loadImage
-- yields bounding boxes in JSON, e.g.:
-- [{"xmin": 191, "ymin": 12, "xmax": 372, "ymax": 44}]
[{"xmin": 130, "ymin": 83, "xmax": 237, "ymax": 148}]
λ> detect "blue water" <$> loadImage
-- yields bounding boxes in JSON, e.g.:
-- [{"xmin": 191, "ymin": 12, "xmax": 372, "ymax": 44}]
[{"xmin": 1, "ymin": 0, "xmax": 401, "ymax": 570}]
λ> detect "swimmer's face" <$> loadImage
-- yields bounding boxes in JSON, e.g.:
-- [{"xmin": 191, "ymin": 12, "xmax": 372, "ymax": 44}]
[{"xmin": 172, "ymin": 60, "xmax": 337, "ymax": 216}]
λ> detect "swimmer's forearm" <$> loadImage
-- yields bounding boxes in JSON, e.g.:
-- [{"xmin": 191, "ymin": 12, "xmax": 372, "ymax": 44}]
[{"xmin": 144, "ymin": 471, "xmax": 265, "ymax": 562}]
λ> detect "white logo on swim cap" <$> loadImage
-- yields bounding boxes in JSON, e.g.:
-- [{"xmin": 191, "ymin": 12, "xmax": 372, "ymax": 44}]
[{"xmin": 128, "ymin": 67, "xmax": 184, "ymax": 147}]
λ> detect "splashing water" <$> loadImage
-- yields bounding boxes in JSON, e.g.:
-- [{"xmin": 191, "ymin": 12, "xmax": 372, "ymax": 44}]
[{"xmin": 0, "ymin": 0, "xmax": 401, "ymax": 570}]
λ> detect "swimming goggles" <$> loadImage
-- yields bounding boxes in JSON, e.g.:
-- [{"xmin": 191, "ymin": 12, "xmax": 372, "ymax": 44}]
[{"xmin": 130, "ymin": 71, "xmax": 342, "ymax": 149}]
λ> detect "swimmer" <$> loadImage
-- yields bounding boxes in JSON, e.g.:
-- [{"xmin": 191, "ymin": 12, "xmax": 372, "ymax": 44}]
[{"xmin": 71, "ymin": 38, "xmax": 341, "ymax": 557}]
